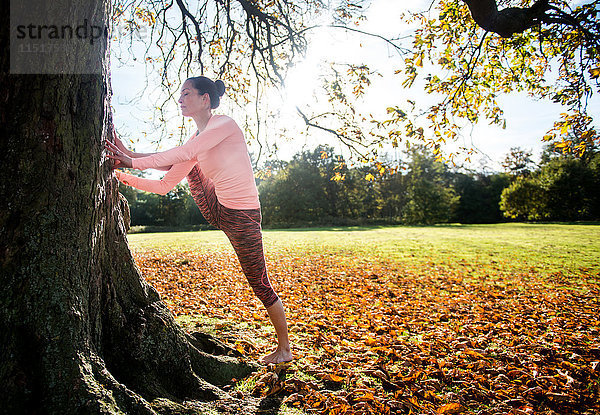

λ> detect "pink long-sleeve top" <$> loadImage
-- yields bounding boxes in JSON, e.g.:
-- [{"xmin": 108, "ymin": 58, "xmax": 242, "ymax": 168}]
[{"xmin": 116, "ymin": 114, "xmax": 260, "ymax": 210}]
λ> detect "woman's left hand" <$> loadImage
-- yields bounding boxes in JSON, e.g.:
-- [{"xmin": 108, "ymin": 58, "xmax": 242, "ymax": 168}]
[{"xmin": 105, "ymin": 140, "xmax": 133, "ymax": 169}]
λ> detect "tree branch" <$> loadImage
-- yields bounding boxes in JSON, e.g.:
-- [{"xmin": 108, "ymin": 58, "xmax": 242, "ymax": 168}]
[
  {"xmin": 462, "ymin": 0, "xmax": 550, "ymax": 38},
  {"xmin": 296, "ymin": 107, "xmax": 369, "ymax": 160},
  {"xmin": 174, "ymin": 0, "xmax": 204, "ymax": 72}
]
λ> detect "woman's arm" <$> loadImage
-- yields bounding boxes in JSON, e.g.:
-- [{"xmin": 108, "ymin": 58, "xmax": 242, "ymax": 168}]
[
  {"xmin": 115, "ymin": 160, "xmax": 197, "ymax": 196},
  {"xmin": 112, "ymin": 130, "xmax": 172, "ymax": 171},
  {"xmin": 132, "ymin": 116, "xmax": 239, "ymax": 171}
]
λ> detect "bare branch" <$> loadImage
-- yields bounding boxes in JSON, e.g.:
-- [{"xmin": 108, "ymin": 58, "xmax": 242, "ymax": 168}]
[
  {"xmin": 174, "ymin": 0, "xmax": 205, "ymax": 72},
  {"xmin": 327, "ymin": 25, "xmax": 411, "ymax": 56},
  {"xmin": 296, "ymin": 107, "xmax": 370, "ymax": 160}
]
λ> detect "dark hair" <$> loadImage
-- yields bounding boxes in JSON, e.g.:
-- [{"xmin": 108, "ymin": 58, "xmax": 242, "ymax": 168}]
[{"xmin": 186, "ymin": 76, "xmax": 226, "ymax": 109}]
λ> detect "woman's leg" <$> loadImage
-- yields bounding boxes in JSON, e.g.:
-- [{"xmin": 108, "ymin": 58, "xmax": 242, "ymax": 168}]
[
  {"xmin": 187, "ymin": 171, "xmax": 292, "ymax": 363},
  {"xmin": 220, "ymin": 207, "xmax": 292, "ymax": 363},
  {"xmin": 186, "ymin": 165, "xmax": 221, "ymax": 228},
  {"xmin": 263, "ymin": 298, "xmax": 293, "ymax": 364}
]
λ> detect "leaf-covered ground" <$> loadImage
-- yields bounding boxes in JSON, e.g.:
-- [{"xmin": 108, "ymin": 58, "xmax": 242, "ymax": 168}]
[{"xmin": 130, "ymin": 225, "xmax": 600, "ymax": 414}]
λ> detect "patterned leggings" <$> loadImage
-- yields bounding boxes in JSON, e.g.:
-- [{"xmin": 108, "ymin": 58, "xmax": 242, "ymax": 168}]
[{"xmin": 186, "ymin": 166, "xmax": 279, "ymax": 308}]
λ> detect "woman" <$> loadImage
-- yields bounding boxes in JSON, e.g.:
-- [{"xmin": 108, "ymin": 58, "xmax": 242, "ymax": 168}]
[{"xmin": 105, "ymin": 76, "xmax": 292, "ymax": 364}]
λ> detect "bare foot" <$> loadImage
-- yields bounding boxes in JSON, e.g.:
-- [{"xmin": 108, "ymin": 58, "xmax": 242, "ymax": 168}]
[{"xmin": 259, "ymin": 347, "xmax": 293, "ymax": 365}]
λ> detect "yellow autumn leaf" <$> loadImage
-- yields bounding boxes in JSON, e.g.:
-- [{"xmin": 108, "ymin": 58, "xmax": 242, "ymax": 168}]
[
  {"xmin": 353, "ymin": 390, "xmax": 375, "ymax": 402},
  {"xmin": 235, "ymin": 344, "xmax": 245, "ymax": 355},
  {"xmin": 320, "ymin": 373, "xmax": 345, "ymax": 383},
  {"xmin": 465, "ymin": 349, "xmax": 485, "ymax": 359},
  {"xmin": 365, "ymin": 336, "xmax": 378, "ymax": 346},
  {"xmin": 437, "ymin": 402, "xmax": 466, "ymax": 414}
]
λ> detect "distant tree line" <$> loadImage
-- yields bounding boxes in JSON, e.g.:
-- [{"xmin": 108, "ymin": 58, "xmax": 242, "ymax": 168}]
[
  {"xmin": 257, "ymin": 146, "xmax": 505, "ymax": 227},
  {"xmin": 499, "ymin": 147, "xmax": 600, "ymax": 221},
  {"xmin": 119, "ymin": 145, "xmax": 600, "ymax": 230}
]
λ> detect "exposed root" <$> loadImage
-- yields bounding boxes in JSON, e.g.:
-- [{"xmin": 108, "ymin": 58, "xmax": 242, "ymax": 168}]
[{"xmin": 87, "ymin": 351, "xmax": 156, "ymax": 414}]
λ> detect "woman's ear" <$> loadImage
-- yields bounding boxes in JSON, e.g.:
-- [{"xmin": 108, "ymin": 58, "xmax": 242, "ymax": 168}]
[{"xmin": 202, "ymin": 92, "xmax": 211, "ymax": 107}]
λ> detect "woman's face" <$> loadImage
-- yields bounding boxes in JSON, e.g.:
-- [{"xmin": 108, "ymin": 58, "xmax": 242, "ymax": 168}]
[{"xmin": 178, "ymin": 81, "xmax": 210, "ymax": 117}]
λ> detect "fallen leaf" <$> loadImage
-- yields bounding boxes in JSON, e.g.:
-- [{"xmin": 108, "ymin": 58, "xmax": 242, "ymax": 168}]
[{"xmin": 437, "ymin": 402, "xmax": 466, "ymax": 414}]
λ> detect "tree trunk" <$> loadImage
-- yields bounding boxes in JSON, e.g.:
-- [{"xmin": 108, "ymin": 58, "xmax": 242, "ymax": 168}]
[{"xmin": 0, "ymin": 1, "xmax": 256, "ymax": 413}]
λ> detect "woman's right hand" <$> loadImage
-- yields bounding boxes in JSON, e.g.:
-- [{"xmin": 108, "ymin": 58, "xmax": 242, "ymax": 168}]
[
  {"xmin": 105, "ymin": 139, "xmax": 134, "ymax": 169},
  {"xmin": 112, "ymin": 128, "xmax": 134, "ymax": 157}
]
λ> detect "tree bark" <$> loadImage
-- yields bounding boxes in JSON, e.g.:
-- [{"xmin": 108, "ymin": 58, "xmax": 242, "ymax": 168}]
[{"xmin": 0, "ymin": 1, "xmax": 255, "ymax": 413}]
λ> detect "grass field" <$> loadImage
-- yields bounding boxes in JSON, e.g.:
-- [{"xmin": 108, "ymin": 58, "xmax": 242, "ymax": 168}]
[
  {"xmin": 130, "ymin": 223, "xmax": 600, "ymax": 272},
  {"xmin": 128, "ymin": 223, "xmax": 600, "ymax": 414}
]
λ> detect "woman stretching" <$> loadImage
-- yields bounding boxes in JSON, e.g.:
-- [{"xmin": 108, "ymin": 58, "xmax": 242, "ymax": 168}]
[{"xmin": 106, "ymin": 76, "xmax": 293, "ymax": 364}]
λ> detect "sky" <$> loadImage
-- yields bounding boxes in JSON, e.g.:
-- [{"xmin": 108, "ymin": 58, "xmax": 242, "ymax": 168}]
[{"xmin": 110, "ymin": 0, "xmax": 599, "ymax": 172}]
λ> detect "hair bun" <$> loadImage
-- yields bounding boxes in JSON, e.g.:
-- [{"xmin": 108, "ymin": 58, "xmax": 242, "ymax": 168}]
[{"xmin": 215, "ymin": 80, "xmax": 226, "ymax": 97}]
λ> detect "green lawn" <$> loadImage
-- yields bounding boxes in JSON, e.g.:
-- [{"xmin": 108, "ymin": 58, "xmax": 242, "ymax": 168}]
[{"xmin": 128, "ymin": 222, "xmax": 600, "ymax": 277}]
